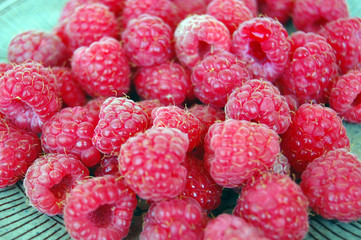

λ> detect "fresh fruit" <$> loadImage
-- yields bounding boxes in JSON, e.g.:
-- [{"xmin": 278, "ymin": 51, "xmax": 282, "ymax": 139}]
[{"xmin": 257, "ymin": 0, "xmax": 294, "ymax": 24}]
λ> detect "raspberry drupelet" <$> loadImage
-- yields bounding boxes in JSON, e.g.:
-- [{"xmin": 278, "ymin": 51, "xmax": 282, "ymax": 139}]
[{"xmin": 94, "ymin": 155, "xmax": 120, "ymax": 177}]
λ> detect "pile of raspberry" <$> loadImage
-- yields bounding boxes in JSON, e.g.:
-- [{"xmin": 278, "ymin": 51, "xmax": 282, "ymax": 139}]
[{"xmin": 2, "ymin": 0, "xmax": 361, "ymax": 239}]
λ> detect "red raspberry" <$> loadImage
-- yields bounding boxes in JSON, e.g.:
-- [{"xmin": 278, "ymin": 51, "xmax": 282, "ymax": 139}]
[
  {"xmin": 0, "ymin": 62, "xmax": 61, "ymax": 133},
  {"xmin": 258, "ymin": 0, "xmax": 294, "ymax": 24},
  {"xmin": 140, "ymin": 198, "xmax": 207, "ymax": 240},
  {"xmin": 92, "ymin": 97, "xmax": 149, "ymax": 155},
  {"xmin": 225, "ymin": 79, "xmax": 291, "ymax": 134},
  {"xmin": 300, "ymin": 148, "xmax": 361, "ymax": 222},
  {"xmin": 118, "ymin": 127, "xmax": 188, "ymax": 201},
  {"xmin": 172, "ymin": 0, "xmax": 207, "ymax": 19},
  {"xmin": 94, "ymin": 155, "xmax": 120, "ymax": 177},
  {"xmin": 281, "ymin": 103, "xmax": 350, "ymax": 175},
  {"xmin": 63, "ymin": 175, "xmax": 137, "ymax": 240},
  {"xmin": 204, "ymin": 213, "xmax": 268, "ymax": 240},
  {"xmin": 283, "ymin": 94, "xmax": 299, "ymax": 112},
  {"xmin": 151, "ymin": 106, "xmax": 202, "ymax": 151},
  {"xmin": 204, "ymin": 119, "xmax": 280, "ymax": 188},
  {"xmin": 84, "ymin": 97, "xmax": 108, "ymax": 113},
  {"xmin": 0, "ymin": 62, "xmax": 13, "ymax": 75},
  {"xmin": 174, "ymin": 15, "xmax": 231, "ymax": 69},
  {"xmin": 137, "ymin": 99, "xmax": 164, "ymax": 122},
  {"xmin": 191, "ymin": 51, "xmax": 252, "ymax": 108},
  {"xmin": 319, "ymin": 17, "xmax": 361, "ymax": 74},
  {"xmin": 280, "ymin": 31, "xmax": 340, "ymax": 104},
  {"xmin": 71, "ymin": 37, "xmax": 130, "ymax": 97},
  {"xmin": 234, "ymin": 173, "xmax": 309, "ymax": 240},
  {"xmin": 0, "ymin": 118, "xmax": 41, "ymax": 188},
  {"xmin": 51, "ymin": 67, "xmax": 87, "ymax": 107},
  {"xmin": 231, "ymin": 17, "xmax": 291, "ymax": 82},
  {"xmin": 293, "ymin": 0, "xmax": 349, "ymax": 33},
  {"xmin": 206, "ymin": 0, "xmax": 254, "ymax": 35},
  {"xmin": 134, "ymin": 62, "xmax": 192, "ymax": 106},
  {"xmin": 41, "ymin": 106, "xmax": 101, "ymax": 167},
  {"xmin": 330, "ymin": 70, "xmax": 361, "ymax": 123},
  {"xmin": 24, "ymin": 154, "xmax": 89, "ymax": 215}
]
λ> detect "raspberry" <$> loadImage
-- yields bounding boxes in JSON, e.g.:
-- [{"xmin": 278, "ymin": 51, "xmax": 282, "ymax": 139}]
[
  {"xmin": 319, "ymin": 17, "xmax": 361, "ymax": 74},
  {"xmin": 234, "ymin": 173, "xmax": 309, "ymax": 240},
  {"xmin": 71, "ymin": 37, "xmax": 130, "ymax": 98},
  {"xmin": 204, "ymin": 214, "xmax": 268, "ymax": 240},
  {"xmin": 172, "ymin": 0, "xmax": 207, "ymax": 19},
  {"xmin": 191, "ymin": 51, "xmax": 252, "ymax": 108},
  {"xmin": 134, "ymin": 62, "xmax": 192, "ymax": 106},
  {"xmin": 300, "ymin": 148, "xmax": 361, "ymax": 222},
  {"xmin": 204, "ymin": 119, "xmax": 280, "ymax": 188},
  {"xmin": 258, "ymin": 0, "xmax": 294, "ymax": 24},
  {"xmin": 206, "ymin": 0, "xmax": 254, "ymax": 34},
  {"xmin": 41, "ymin": 106, "xmax": 101, "ymax": 167},
  {"xmin": 0, "ymin": 118, "xmax": 41, "ymax": 188},
  {"xmin": 174, "ymin": 14, "xmax": 231, "ymax": 69},
  {"xmin": 231, "ymin": 17, "xmax": 291, "ymax": 82},
  {"xmin": 0, "ymin": 62, "xmax": 61, "ymax": 133},
  {"xmin": 121, "ymin": 14, "xmax": 173, "ymax": 67},
  {"xmin": 151, "ymin": 106, "xmax": 202, "ymax": 151},
  {"xmin": 51, "ymin": 67, "xmax": 87, "ymax": 107},
  {"xmin": 84, "ymin": 97, "xmax": 108, "ymax": 113},
  {"xmin": 24, "ymin": 153, "xmax": 89, "ymax": 215},
  {"xmin": 293, "ymin": 0, "xmax": 349, "ymax": 33},
  {"xmin": 63, "ymin": 175, "xmax": 137, "ymax": 240},
  {"xmin": 94, "ymin": 155, "xmax": 120, "ymax": 177},
  {"xmin": 118, "ymin": 127, "xmax": 188, "ymax": 201},
  {"xmin": 140, "ymin": 198, "xmax": 207, "ymax": 240},
  {"xmin": 241, "ymin": 0, "xmax": 258, "ymax": 16},
  {"xmin": 280, "ymin": 31, "xmax": 340, "ymax": 104},
  {"xmin": 283, "ymin": 94, "xmax": 299, "ymax": 112},
  {"xmin": 0, "ymin": 62, "xmax": 13, "ymax": 75},
  {"xmin": 137, "ymin": 99, "xmax": 164, "ymax": 122},
  {"xmin": 281, "ymin": 103, "xmax": 350, "ymax": 175},
  {"xmin": 225, "ymin": 79, "xmax": 291, "ymax": 134},
  {"xmin": 330, "ymin": 70, "xmax": 361, "ymax": 123}
]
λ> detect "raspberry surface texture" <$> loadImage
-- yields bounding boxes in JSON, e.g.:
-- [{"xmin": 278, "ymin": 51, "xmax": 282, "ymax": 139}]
[
  {"xmin": 172, "ymin": 0, "xmax": 207, "ymax": 19},
  {"xmin": 0, "ymin": 62, "xmax": 13, "ymax": 75},
  {"xmin": 94, "ymin": 155, "xmax": 120, "ymax": 177},
  {"xmin": 84, "ymin": 97, "xmax": 108, "ymax": 113},
  {"xmin": 137, "ymin": 99, "xmax": 164, "ymax": 124},
  {"xmin": 257, "ymin": 0, "xmax": 293, "ymax": 24}
]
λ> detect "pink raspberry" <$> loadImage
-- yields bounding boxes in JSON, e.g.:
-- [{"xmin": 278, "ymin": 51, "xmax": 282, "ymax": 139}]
[
  {"xmin": 137, "ymin": 99, "xmax": 164, "ymax": 122},
  {"xmin": 241, "ymin": 0, "xmax": 258, "ymax": 16},
  {"xmin": 231, "ymin": 17, "xmax": 291, "ymax": 82},
  {"xmin": 71, "ymin": 37, "xmax": 130, "ymax": 97},
  {"xmin": 94, "ymin": 155, "xmax": 120, "ymax": 177},
  {"xmin": 206, "ymin": 0, "xmax": 254, "ymax": 35},
  {"xmin": 281, "ymin": 103, "xmax": 350, "ymax": 175},
  {"xmin": 92, "ymin": 97, "xmax": 149, "ymax": 155},
  {"xmin": 84, "ymin": 97, "xmax": 108, "ymax": 113},
  {"xmin": 172, "ymin": 0, "xmax": 207, "ymax": 19},
  {"xmin": 0, "ymin": 62, "xmax": 61, "ymax": 133},
  {"xmin": 140, "ymin": 198, "xmax": 207, "ymax": 240},
  {"xmin": 258, "ymin": 0, "xmax": 294, "ymax": 24},
  {"xmin": 204, "ymin": 119, "xmax": 280, "ymax": 188},
  {"xmin": 0, "ymin": 118, "xmax": 41, "ymax": 188},
  {"xmin": 41, "ymin": 106, "xmax": 101, "ymax": 167},
  {"xmin": 118, "ymin": 127, "xmax": 188, "ymax": 201},
  {"xmin": 151, "ymin": 106, "xmax": 202, "ymax": 151},
  {"xmin": 319, "ymin": 17, "xmax": 361, "ymax": 74},
  {"xmin": 134, "ymin": 62, "xmax": 192, "ymax": 106},
  {"xmin": 234, "ymin": 173, "xmax": 309, "ymax": 240},
  {"xmin": 300, "ymin": 148, "xmax": 361, "ymax": 222},
  {"xmin": 174, "ymin": 14, "xmax": 231, "ymax": 69},
  {"xmin": 293, "ymin": 0, "xmax": 349, "ymax": 33},
  {"xmin": 191, "ymin": 51, "xmax": 252, "ymax": 108},
  {"xmin": 24, "ymin": 153, "xmax": 89, "ymax": 215},
  {"xmin": 63, "ymin": 175, "xmax": 137, "ymax": 240},
  {"xmin": 283, "ymin": 94, "xmax": 299, "ymax": 112},
  {"xmin": 0, "ymin": 62, "xmax": 13, "ymax": 75},
  {"xmin": 225, "ymin": 79, "xmax": 291, "ymax": 134}
]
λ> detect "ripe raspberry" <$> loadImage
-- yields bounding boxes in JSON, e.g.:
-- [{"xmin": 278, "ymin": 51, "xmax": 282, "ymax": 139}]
[
  {"xmin": 172, "ymin": 0, "xmax": 207, "ymax": 19},
  {"xmin": 84, "ymin": 97, "xmax": 108, "ymax": 113},
  {"xmin": 293, "ymin": 0, "xmax": 349, "ymax": 33},
  {"xmin": 281, "ymin": 103, "xmax": 350, "ymax": 175},
  {"xmin": 24, "ymin": 154, "xmax": 89, "ymax": 215},
  {"xmin": 225, "ymin": 79, "xmax": 291, "ymax": 134},
  {"xmin": 0, "ymin": 62, "xmax": 61, "ymax": 133},
  {"xmin": 204, "ymin": 119, "xmax": 280, "ymax": 188},
  {"xmin": 41, "ymin": 106, "xmax": 101, "ymax": 167},
  {"xmin": 92, "ymin": 97, "xmax": 149, "ymax": 155},
  {"xmin": 51, "ymin": 67, "xmax": 87, "ymax": 107},
  {"xmin": 118, "ymin": 127, "xmax": 188, "ymax": 201},
  {"xmin": 174, "ymin": 15, "xmax": 231, "ymax": 69},
  {"xmin": 94, "ymin": 155, "xmax": 120, "ymax": 177},
  {"xmin": 330, "ymin": 70, "xmax": 361, "ymax": 123},
  {"xmin": 134, "ymin": 62, "xmax": 192, "ymax": 106},
  {"xmin": 204, "ymin": 214, "xmax": 268, "ymax": 240},
  {"xmin": 63, "ymin": 175, "xmax": 137, "ymax": 240},
  {"xmin": 191, "ymin": 51, "xmax": 252, "ymax": 108},
  {"xmin": 0, "ymin": 118, "xmax": 41, "ymax": 188},
  {"xmin": 319, "ymin": 17, "xmax": 361, "ymax": 74},
  {"xmin": 234, "ymin": 173, "xmax": 309, "ymax": 240},
  {"xmin": 140, "ymin": 198, "xmax": 207, "ymax": 240},
  {"xmin": 71, "ymin": 37, "xmax": 130, "ymax": 97},
  {"xmin": 137, "ymin": 99, "xmax": 164, "ymax": 122},
  {"xmin": 258, "ymin": 0, "xmax": 294, "ymax": 24},
  {"xmin": 206, "ymin": 0, "xmax": 254, "ymax": 35},
  {"xmin": 151, "ymin": 106, "xmax": 202, "ymax": 151},
  {"xmin": 242, "ymin": 0, "xmax": 258, "ymax": 16},
  {"xmin": 231, "ymin": 17, "xmax": 291, "ymax": 82},
  {"xmin": 300, "ymin": 148, "xmax": 361, "ymax": 222},
  {"xmin": 0, "ymin": 62, "xmax": 13, "ymax": 75}
]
